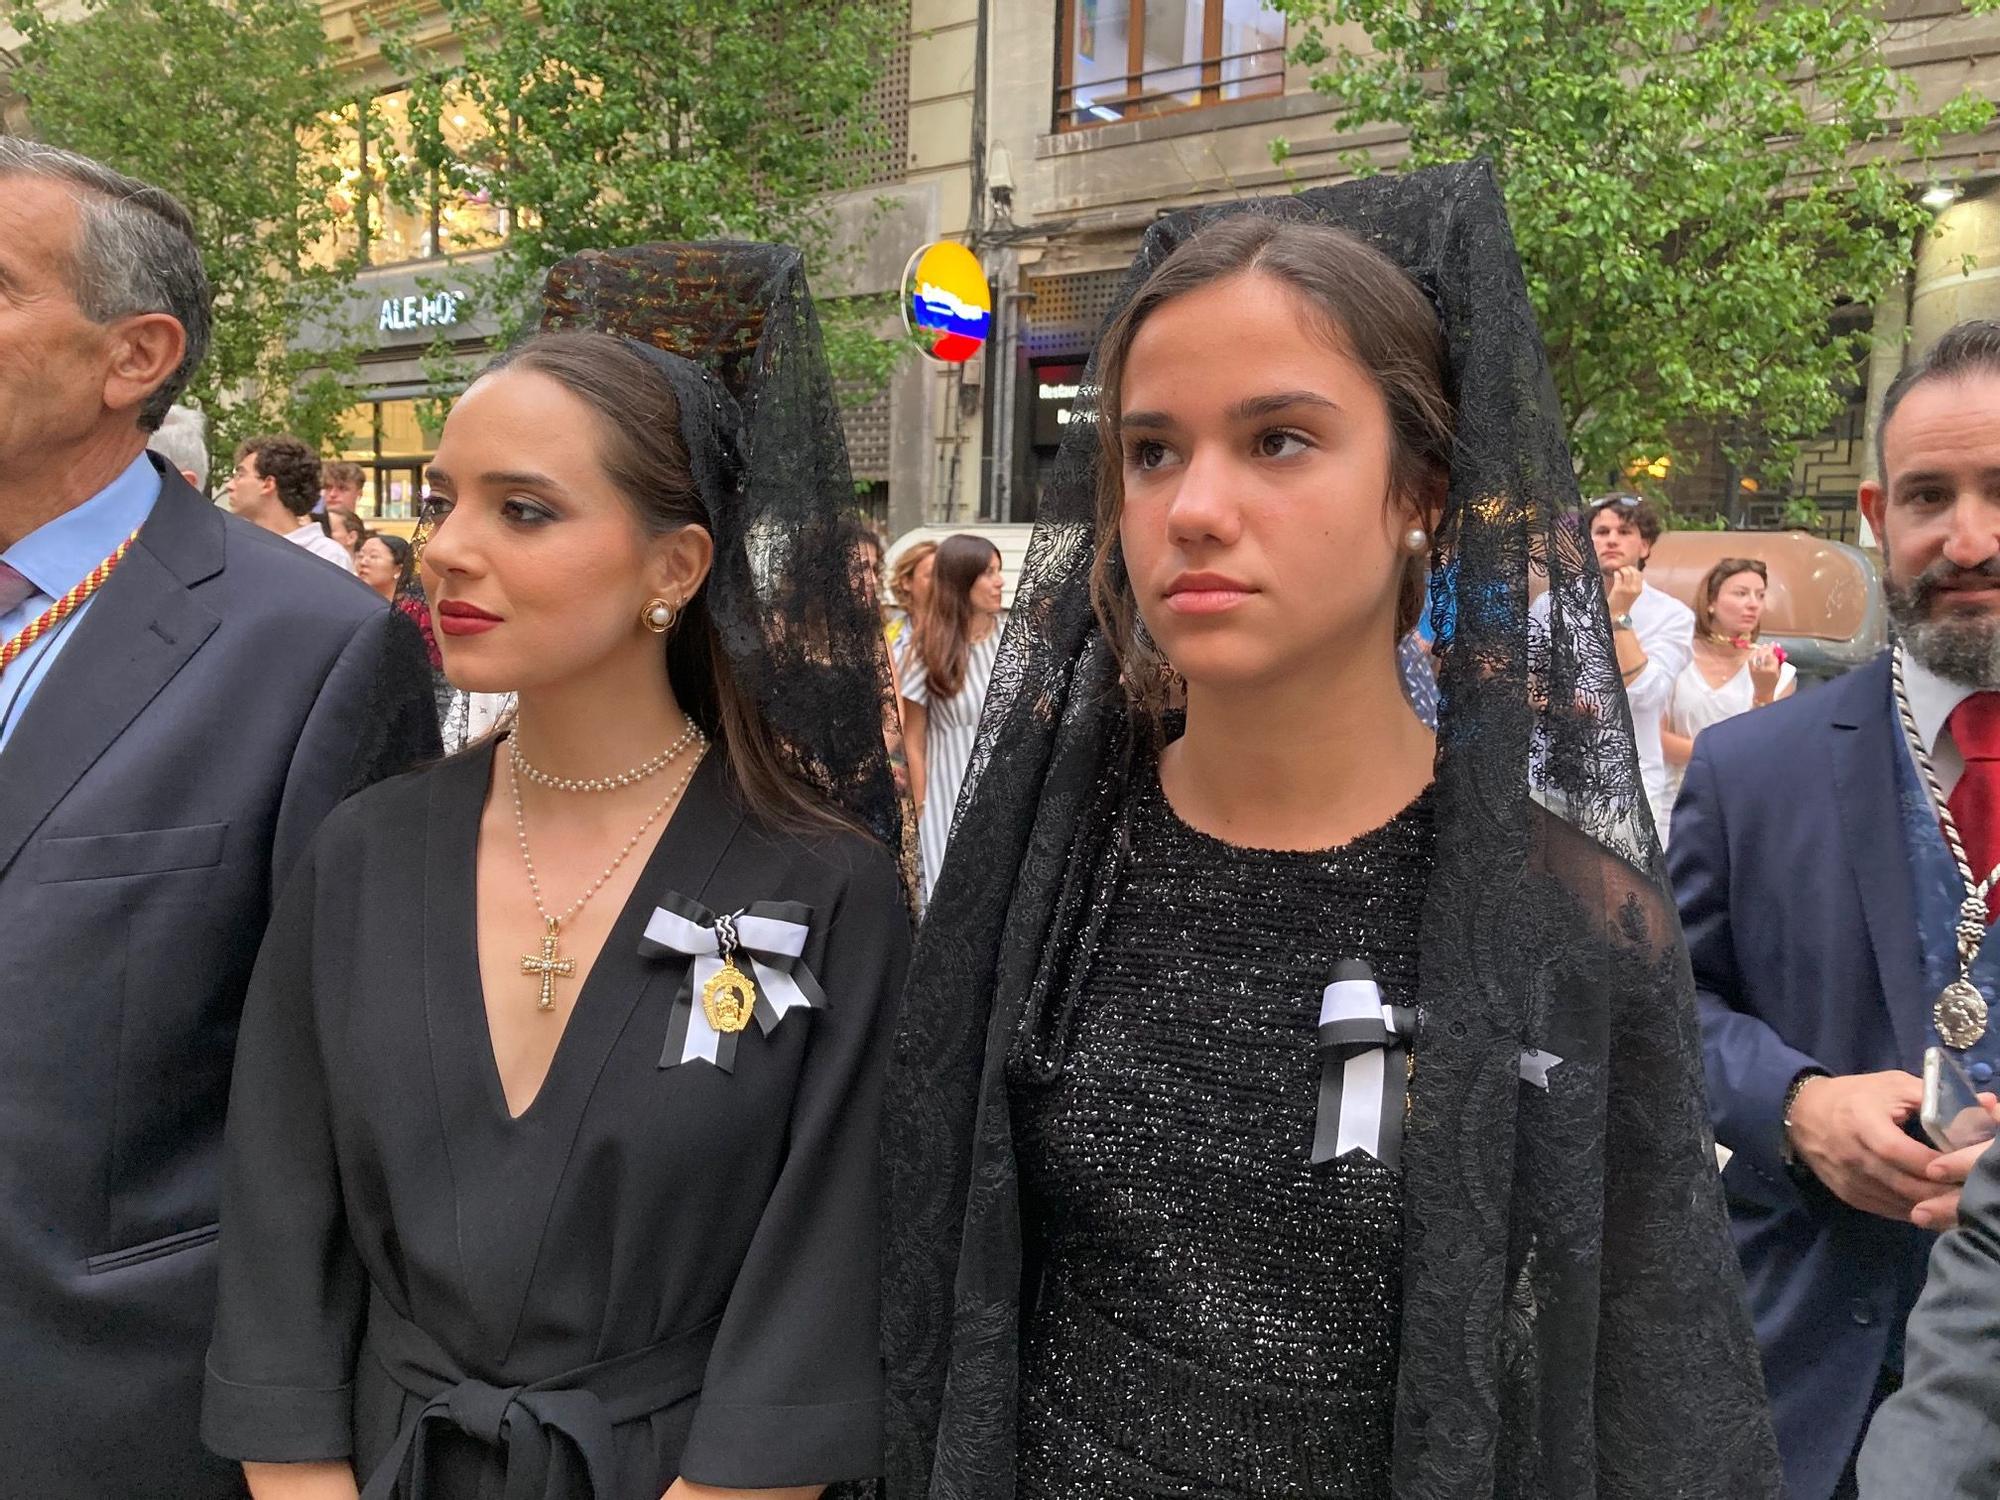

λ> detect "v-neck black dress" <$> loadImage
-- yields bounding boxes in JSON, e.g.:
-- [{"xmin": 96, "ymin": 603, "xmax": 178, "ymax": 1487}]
[{"xmin": 200, "ymin": 744, "xmax": 910, "ymax": 1498}]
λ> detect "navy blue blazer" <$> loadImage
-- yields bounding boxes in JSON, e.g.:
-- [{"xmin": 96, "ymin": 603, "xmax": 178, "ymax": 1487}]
[
  {"xmin": 0, "ymin": 462, "xmax": 439, "ymax": 1498},
  {"xmin": 1670, "ymin": 651, "xmax": 1936, "ymax": 1500}
]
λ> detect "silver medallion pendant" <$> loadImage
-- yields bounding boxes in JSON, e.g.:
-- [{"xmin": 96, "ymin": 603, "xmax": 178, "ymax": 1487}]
[{"xmin": 1936, "ymin": 978, "xmax": 1990, "ymax": 1050}]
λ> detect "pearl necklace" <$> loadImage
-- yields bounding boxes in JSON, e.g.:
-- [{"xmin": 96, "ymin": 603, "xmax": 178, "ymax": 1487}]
[
  {"xmin": 513, "ymin": 717, "xmax": 701, "ymax": 792},
  {"xmin": 508, "ymin": 731, "xmax": 709, "ymax": 1011}
]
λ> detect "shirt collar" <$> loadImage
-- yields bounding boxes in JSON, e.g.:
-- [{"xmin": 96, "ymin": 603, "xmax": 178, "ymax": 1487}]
[
  {"xmin": 1899, "ymin": 644, "xmax": 1976, "ymax": 757},
  {"xmin": 1, "ymin": 452, "xmax": 161, "ymax": 601}
]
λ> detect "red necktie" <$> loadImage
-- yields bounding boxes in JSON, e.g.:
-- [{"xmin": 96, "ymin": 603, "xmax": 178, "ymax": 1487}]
[
  {"xmin": 0, "ymin": 561, "xmax": 33, "ymax": 615},
  {"xmin": 1947, "ymin": 693, "xmax": 2000, "ymax": 918}
]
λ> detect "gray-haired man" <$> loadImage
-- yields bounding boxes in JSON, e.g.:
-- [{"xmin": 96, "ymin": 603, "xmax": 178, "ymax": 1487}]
[
  {"xmin": 151, "ymin": 402, "xmax": 212, "ymax": 493},
  {"xmin": 0, "ymin": 138, "xmax": 439, "ymax": 1496}
]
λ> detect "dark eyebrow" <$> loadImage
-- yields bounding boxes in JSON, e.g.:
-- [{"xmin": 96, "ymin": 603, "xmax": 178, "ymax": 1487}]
[
  {"xmin": 423, "ymin": 465, "xmax": 450, "ymax": 486},
  {"xmin": 1121, "ymin": 392, "xmax": 1341, "ymax": 431},
  {"xmin": 1894, "ymin": 468, "xmax": 2000, "ymax": 492},
  {"xmin": 1229, "ymin": 390, "xmax": 1340, "ymax": 421},
  {"xmin": 482, "ymin": 469, "xmax": 563, "ymax": 490}
]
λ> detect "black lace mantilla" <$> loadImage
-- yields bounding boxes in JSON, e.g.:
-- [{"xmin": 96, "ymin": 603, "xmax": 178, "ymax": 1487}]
[
  {"xmin": 881, "ymin": 161, "xmax": 1782, "ymax": 1499},
  {"xmin": 539, "ymin": 241, "xmax": 903, "ymax": 855}
]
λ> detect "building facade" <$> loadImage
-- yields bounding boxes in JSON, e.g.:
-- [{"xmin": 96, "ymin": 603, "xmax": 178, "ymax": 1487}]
[{"xmin": 9, "ymin": 0, "xmax": 2000, "ymax": 535}]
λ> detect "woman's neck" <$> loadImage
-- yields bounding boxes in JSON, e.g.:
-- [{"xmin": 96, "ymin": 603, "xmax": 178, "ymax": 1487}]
[
  {"xmin": 1162, "ymin": 631, "xmax": 1435, "ymax": 851},
  {"xmin": 508, "ymin": 642, "xmax": 692, "ymax": 780}
]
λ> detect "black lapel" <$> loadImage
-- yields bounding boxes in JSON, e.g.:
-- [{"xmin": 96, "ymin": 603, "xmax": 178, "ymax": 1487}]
[
  {"xmin": 0, "ymin": 465, "xmax": 223, "ymax": 881},
  {"xmin": 1828, "ymin": 653, "xmax": 1932, "ymax": 1064}
]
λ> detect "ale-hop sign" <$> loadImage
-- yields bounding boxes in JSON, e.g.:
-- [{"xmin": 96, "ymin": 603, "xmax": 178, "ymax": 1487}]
[
  {"xmin": 378, "ymin": 288, "xmax": 467, "ymax": 333},
  {"xmin": 900, "ymin": 241, "xmax": 991, "ymax": 364}
]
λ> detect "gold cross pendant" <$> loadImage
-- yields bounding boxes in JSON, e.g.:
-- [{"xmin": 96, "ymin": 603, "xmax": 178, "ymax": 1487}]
[{"xmin": 521, "ymin": 916, "xmax": 576, "ymax": 1012}]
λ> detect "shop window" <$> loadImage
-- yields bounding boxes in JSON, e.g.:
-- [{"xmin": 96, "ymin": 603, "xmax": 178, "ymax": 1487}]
[
  {"xmin": 333, "ymin": 398, "xmax": 448, "ymax": 520},
  {"xmin": 1056, "ymin": 0, "xmax": 1284, "ymax": 131},
  {"xmin": 301, "ymin": 85, "xmax": 513, "ymax": 270}
]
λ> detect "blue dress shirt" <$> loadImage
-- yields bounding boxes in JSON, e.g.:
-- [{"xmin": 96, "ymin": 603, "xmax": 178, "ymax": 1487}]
[{"xmin": 0, "ymin": 452, "xmax": 162, "ymax": 753}]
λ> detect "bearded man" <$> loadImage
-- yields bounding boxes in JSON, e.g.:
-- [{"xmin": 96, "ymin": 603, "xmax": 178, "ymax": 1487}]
[{"xmin": 1669, "ymin": 318, "xmax": 2000, "ymax": 1500}]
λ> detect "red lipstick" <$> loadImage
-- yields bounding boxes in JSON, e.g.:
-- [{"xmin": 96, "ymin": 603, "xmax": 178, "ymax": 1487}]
[{"xmin": 437, "ymin": 599, "xmax": 503, "ymax": 637}]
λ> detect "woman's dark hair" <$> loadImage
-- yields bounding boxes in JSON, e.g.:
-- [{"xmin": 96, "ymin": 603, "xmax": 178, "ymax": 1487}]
[
  {"xmin": 918, "ymin": 533, "xmax": 1001, "ymax": 700},
  {"xmin": 484, "ymin": 330, "xmax": 858, "ymax": 837},
  {"xmin": 1087, "ymin": 215, "xmax": 1454, "ymax": 714},
  {"xmin": 368, "ymin": 531, "xmax": 414, "ymax": 593},
  {"xmin": 1695, "ymin": 556, "xmax": 1769, "ymax": 639}
]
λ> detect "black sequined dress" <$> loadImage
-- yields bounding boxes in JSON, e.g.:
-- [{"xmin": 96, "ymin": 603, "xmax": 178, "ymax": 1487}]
[{"xmin": 1007, "ymin": 766, "xmax": 1435, "ymax": 1498}]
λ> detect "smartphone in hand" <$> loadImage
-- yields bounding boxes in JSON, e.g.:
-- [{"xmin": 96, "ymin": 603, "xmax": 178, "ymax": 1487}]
[{"xmin": 1922, "ymin": 1046, "xmax": 2000, "ymax": 1152}]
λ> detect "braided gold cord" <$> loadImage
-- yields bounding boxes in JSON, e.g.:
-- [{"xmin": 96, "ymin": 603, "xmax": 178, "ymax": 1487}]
[{"xmin": 0, "ymin": 530, "xmax": 140, "ymax": 673}]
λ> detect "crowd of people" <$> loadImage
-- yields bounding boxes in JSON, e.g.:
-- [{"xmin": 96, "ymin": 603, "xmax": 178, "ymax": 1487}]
[{"xmin": 14, "ymin": 131, "xmax": 2000, "ymax": 1500}]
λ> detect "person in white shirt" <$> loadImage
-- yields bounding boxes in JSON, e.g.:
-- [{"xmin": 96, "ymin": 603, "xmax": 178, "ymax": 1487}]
[
  {"xmin": 1661, "ymin": 555, "xmax": 1797, "ymax": 811},
  {"xmin": 1529, "ymin": 493, "xmax": 1695, "ymax": 845},
  {"xmin": 223, "ymin": 433, "xmax": 355, "ymax": 574}
]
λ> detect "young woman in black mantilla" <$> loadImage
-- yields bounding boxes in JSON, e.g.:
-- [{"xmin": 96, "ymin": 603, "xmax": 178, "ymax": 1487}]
[
  {"xmin": 881, "ymin": 164, "xmax": 1783, "ymax": 1498},
  {"xmin": 201, "ymin": 243, "xmax": 910, "ymax": 1500}
]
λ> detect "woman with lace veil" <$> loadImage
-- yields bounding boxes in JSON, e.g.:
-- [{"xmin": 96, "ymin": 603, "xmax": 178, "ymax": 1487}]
[
  {"xmin": 202, "ymin": 242, "xmax": 907, "ymax": 1499},
  {"xmin": 882, "ymin": 163, "xmax": 1781, "ymax": 1498}
]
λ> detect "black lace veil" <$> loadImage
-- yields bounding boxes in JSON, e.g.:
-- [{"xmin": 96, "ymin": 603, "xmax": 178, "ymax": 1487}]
[
  {"xmin": 537, "ymin": 241, "xmax": 903, "ymax": 853},
  {"xmin": 882, "ymin": 161, "xmax": 1780, "ymax": 1498}
]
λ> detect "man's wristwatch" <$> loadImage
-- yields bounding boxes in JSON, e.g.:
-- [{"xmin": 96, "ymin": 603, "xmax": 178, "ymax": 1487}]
[
  {"xmin": 1780, "ymin": 1069, "xmax": 1827, "ymax": 1173},
  {"xmin": 1612, "ymin": 612, "xmax": 1636, "ymax": 632}
]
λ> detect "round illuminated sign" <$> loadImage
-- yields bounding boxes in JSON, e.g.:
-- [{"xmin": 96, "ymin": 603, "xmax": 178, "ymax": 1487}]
[{"xmin": 901, "ymin": 240, "xmax": 991, "ymax": 364}]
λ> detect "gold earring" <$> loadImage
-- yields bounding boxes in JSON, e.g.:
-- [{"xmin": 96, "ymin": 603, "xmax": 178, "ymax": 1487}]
[{"xmin": 641, "ymin": 598, "xmax": 677, "ymax": 634}]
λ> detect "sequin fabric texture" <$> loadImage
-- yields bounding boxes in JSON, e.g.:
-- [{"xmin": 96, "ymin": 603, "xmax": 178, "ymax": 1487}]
[{"xmin": 1007, "ymin": 767, "xmax": 1437, "ymax": 1498}]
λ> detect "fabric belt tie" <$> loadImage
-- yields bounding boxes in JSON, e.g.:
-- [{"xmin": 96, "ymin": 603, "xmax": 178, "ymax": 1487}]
[{"xmin": 358, "ymin": 1290, "xmax": 718, "ymax": 1500}]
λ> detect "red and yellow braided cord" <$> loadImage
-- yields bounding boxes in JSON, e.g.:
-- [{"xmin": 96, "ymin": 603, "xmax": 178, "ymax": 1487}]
[{"xmin": 0, "ymin": 529, "xmax": 141, "ymax": 673}]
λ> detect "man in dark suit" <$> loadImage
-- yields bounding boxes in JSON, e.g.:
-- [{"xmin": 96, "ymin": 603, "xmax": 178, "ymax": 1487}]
[
  {"xmin": 0, "ymin": 140, "xmax": 438, "ymax": 1496},
  {"xmin": 1671, "ymin": 319, "xmax": 2000, "ymax": 1500}
]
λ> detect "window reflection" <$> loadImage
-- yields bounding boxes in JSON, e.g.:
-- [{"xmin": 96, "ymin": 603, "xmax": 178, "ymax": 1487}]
[
  {"xmin": 367, "ymin": 90, "xmax": 431, "ymax": 267},
  {"xmin": 437, "ymin": 88, "xmax": 509, "ymax": 255},
  {"xmin": 1060, "ymin": 0, "xmax": 1283, "ymax": 128},
  {"xmin": 304, "ymin": 104, "xmax": 364, "ymax": 270},
  {"xmin": 297, "ymin": 83, "xmax": 512, "ymax": 270},
  {"xmin": 332, "ymin": 399, "xmax": 450, "ymax": 520}
]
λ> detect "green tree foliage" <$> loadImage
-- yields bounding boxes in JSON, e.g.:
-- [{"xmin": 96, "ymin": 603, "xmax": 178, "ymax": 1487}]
[
  {"xmin": 378, "ymin": 0, "xmax": 907, "ymax": 391},
  {"xmin": 7, "ymin": 0, "xmax": 363, "ymax": 472},
  {"xmin": 1273, "ymin": 0, "xmax": 1997, "ymax": 486}
]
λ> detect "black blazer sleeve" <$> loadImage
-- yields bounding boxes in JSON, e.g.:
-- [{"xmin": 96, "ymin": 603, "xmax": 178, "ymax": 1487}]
[
  {"xmin": 271, "ymin": 606, "xmax": 439, "ymax": 896},
  {"xmin": 201, "ymin": 837, "xmax": 366, "ymax": 1461}
]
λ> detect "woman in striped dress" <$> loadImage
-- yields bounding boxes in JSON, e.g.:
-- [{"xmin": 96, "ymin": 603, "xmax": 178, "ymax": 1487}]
[{"xmin": 899, "ymin": 533, "xmax": 1006, "ymax": 901}]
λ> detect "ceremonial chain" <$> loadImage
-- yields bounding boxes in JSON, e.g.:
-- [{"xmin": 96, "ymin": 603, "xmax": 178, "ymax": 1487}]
[
  {"xmin": 1892, "ymin": 649, "xmax": 1996, "ymax": 1048},
  {"xmin": 509, "ymin": 728, "xmax": 708, "ymax": 1011},
  {"xmin": 0, "ymin": 529, "xmax": 140, "ymax": 673}
]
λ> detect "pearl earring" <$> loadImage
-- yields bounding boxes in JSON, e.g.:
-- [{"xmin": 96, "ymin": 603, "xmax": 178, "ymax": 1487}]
[
  {"xmin": 641, "ymin": 598, "xmax": 678, "ymax": 634},
  {"xmin": 1403, "ymin": 527, "xmax": 1430, "ymax": 555}
]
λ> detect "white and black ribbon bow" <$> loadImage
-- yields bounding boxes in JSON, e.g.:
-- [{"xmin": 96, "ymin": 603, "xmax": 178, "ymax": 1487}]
[
  {"xmin": 638, "ymin": 891, "xmax": 825, "ymax": 1071},
  {"xmin": 1312, "ymin": 959, "xmax": 1415, "ymax": 1169}
]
